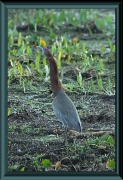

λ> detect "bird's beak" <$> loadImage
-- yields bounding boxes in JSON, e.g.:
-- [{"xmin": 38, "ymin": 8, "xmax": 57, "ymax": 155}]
[{"xmin": 36, "ymin": 46, "xmax": 44, "ymax": 52}]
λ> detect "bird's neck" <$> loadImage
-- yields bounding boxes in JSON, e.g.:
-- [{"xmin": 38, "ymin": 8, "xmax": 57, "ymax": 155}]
[{"xmin": 48, "ymin": 56, "xmax": 62, "ymax": 97}]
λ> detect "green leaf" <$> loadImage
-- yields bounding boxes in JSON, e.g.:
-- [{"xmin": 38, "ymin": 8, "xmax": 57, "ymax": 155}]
[
  {"xmin": 30, "ymin": 34, "xmax": 38, "ymax": 42},
  {"xmin": 106, "ymin": 16, "xmax": 112, "ymax": 23},
  {"xmin": 18, "ymin": 33, "xmax": 22, "ymax": 47},
  {"xmin": 19, "ymin": 12, "xmax": 27, "ymax": 23},
  {"xmin": 106, "ymin": 159, "xmax": 115, "ymax": 170},
  {"xmin": 59, "ymin": 9, "xmax": 65, "ymax": 22},
  {"xmin": 107, "ymin": 136, "xmax": 114, "ymax": 145},
  {"xmin": 88, "ymin": 28, "xmax": 93, "ymax": 36},
  {"xmin": 12, "ymin": 49, "xmax": 17, "ymax": 56},
  {"xmin": 10, "ymin": 165, "xmax": 19, "ymax": 170},
  {"xmin": 9, "ymin": 35, "xmax": 14, "ymax": 46},
  {"xmin": 49, "ymin": 18, "xmax": 54, "ymax": 26},
  {"xmin": 8, "ymin": 108, "xmax": 12, "ymax": 116},
  {"xmin": 68, "ymin": 83, "xmax": 74, "ymax": 91},
  {"xmin": 14, "ymin": 14, "xmax": 18, "ymax": 24},
  {"xmin": 30, "ymin": 18, "xmax": 35, "ymax": 26},
  {"xmin": 42, "ymin": 159, "xmax": 51, "ymax": 167},
  {"xmin": 17, "ymin": 61, "xmax": 23, "ymax": 75},
  {"xmin": 35, "ymin": 54, "xmax": 40, "ymax": 70},
  {"xmin": 42, "ymin": 17, "xmax": 47, "ymax": 26},
  {"xmin": 43, "ymin": 58, "xmax": 47, "ymax": 66},
  {"xmin": 98, "ymin": 77, "xmax": 103, "ymax": 90},
  {"xmin": 34, "ymin": 161, "xmax": 40, "ymax": 170},
  {"xmin": 39, "ymin": 10, "xmax": 43, "ymax": 19},
  {"xmin": 93, "ymin": 137, "xmax": 99, "ymax": 145},
  {"xmin": 82, "ymin": 42, "xmax": 86, "ymax": 53},
  {"xmin": 80, "ymin": 9, "xmax": 87, "ymax": 22},
  {"xmin": 27, "ymin": 46, "xmax": 32, "ymax": 56},
  {"xmin": 67, "ymin": 13, "xmax": 75, "ymax": 25},
  {"xmin": 53, "ymin": 14, "xmax": 58, "ymax": 24},
  {"xmin": 50, "ymin": 33, "xmax": 56, "ymax": 39},
  {"xmin": 90, "ymin": 79, "xmax": 95, "ymax": 92},
  {"xmin": 58, "ymin": 50, "xmax": 62, "ymax": 66},
  {"xmin": 101, "ymin": 46, "xmax": 106, "ymax": 53},
  {"xmin": 8, "ymin": 20, "xmax": 12, "ymax": 29},
  {"xmin": 36, "ymin": 17, "xmax": 40, "ymax": 24},
  {"xmin": 8, "ymin": 141, "xmax": 11, "ymax": 145},
  {"xmin": 37, "ymin": 69, "xmax": 43, "ymax": 76},
  {"xmin": 45, "ymin": 65, "xmax": 49, "ymax": 78},
  {"xmin": 100, "ymin": 132, "xmax": 109, "ymax": 141},
  {"xmin": 77, "ymin": 72, "xmax": 82, "ymax": 87},
  {"xmin": 17, "ymin": 44, "xmax": 27, "ymax": 56},
  {"xmin": 95, "ymin": 18, "xmax": 104, "ymax": 30},
  {"xmin": 20, "ymin": 167, "xmax": 25, "ymax": 171},
  {"xmin": 108, "ymin": 38, "xmax": 114, "ymax": 51}
]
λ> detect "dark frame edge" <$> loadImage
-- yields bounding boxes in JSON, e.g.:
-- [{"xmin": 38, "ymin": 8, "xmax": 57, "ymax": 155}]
[
  {"xmin": 118, "ymin": 1, "xmax": 123, "ymax": 179},
  {"xmin": 0, "ymin": 1, "xmax": 122, "ymax": 180},
  {"xmin": 0, "ymin": 1, "xmax": 8, "ymax": 180}
]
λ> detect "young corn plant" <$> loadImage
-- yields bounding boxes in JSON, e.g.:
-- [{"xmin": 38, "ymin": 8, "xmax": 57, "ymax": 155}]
[
  {"xmin": 77, "ymin": 72, "xmax": 85, "ymax": 90},
  {"xmin": 17, "ymin": 61, "xmax": 23, "ymax": 84},
  {"xmin": 97, "ymin": 76, "xmax": 103, "ymax": 91},
  {"xmin": 89, "ymin": 79, "xmax": 95, "ymax": 92},
  {"xmin": 33, "ymin": 159, "xmax": 40, "ymax": 171},
  {"xmin": 64, "ymin": 39, "xmax": 71, "ymax": 54},
  {"xmin": 57, "ymin": 49, "xmax": 62, "ymax": 69},
  {"xmin": 28, "ymin": 10, "xmax": 43, "ymax": 33},
  {"xmin": 68, "ymin": 82, "xmax": 74, "ymax": 92},
  {"xmin": 20, "ymin": 167, "xmax": 25, "ymax": 172},
  {"xmin": 108, "ymin": 39, "xmax": 115, "ymax": 53},
  {"xmin": 27, "ymin": 45, "xmax": 32, "ymax": 57},
  {"xmin": 103, "ymin": 77, "xmax": 114, "ymax": 95},
  {"xmin": 35, "ymin": 52, "xmax": 43, "ymax": 76},
  {"xmin": 96, "ymin": 59, "xmax": 104, "ymax": 74},
  {"xmin": 8, "ymin": 108, "xmax": 12, "ymax": 116},
  {"xmin": 82, "ymin": 42, "xmax": 86, "ymax": 54},
  {"xmin": 88, "ymin": 132, "xmax": 114, "ymax": 148},
  {"xmin": 18, "ymin": 33, "xmax": 22, "ymax": 47}
]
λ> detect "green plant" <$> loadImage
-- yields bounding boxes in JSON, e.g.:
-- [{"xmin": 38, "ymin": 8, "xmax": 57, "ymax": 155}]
[
  {"xmin": 20, "ymin": 167, "xmax": 25, "ymax": 171},
  {"xmin": 77, "ymin": 72, "xmax": 84, "ymax": 89},
  {"xmin": 87, "ymin": 132, "xmax": 114, "ymax": 148},
  {"xmin": 9, "ymin": 124, "xmax": 17, "ymax": 131},
  {"xmin": 89, "ymin": 79, "xmax": 95, "ymax": 92},
  {"xmin": 108, "ymin": 39, "xmax": 115, "ymax": 53},
  {"xmin": 107, "ymin": 135, "xmax": 114, "ymax": 147},
  {"xmin": 103, "ymin": 77, "xmax": 114, "ymax": 95},
  {"xmin": 57, "ymin": 48, "xmax": 62, "ymax": 69},
  {"xmin": 68, "ymin": 82, "xmax": 74, "ymax": 92},
  {"xmin": 17, "ymin": 61, "xmax": 23, "ymax": 83},
  {"xmin": 106, "ymin": 159, "xmax": 115, "ymax": 170},
  {"xmin": 96, "ymin": 59, "xmax": 104, "ymax": 74},
  {"xmin": 8, "ymin": 164, "xmax": 20, "ymax": 171},
  {"xmin": 8, "ymin": 108, "xmax": 12, "ymax": 116},
  {"xmin": 42, "ymin": 159, "xmax": 52, "ymax": 167},
  {"xmin": 35, "ymin": 52, "xmax": 43, "ymax": 76},
  {"xmin": 80, "ymin": 9, "xmax": 88, "ymax": 23},
  {"xmin": 97, "ymin": 76, "xmax": 103, "ymax": 90}
]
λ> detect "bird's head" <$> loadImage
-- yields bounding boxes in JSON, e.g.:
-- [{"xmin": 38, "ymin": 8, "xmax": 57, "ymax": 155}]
[{"xmin": 36, "ymin": 46, "xmax": 52, "ymax": 58}]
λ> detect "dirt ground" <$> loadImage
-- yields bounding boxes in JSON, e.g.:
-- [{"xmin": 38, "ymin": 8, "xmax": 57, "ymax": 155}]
[
  {"xmin": 8, "ymin": 66, "xmax": 115, "ymax": 172},
  {"xmin": 8, "ymin": 9, "xmax": 115, "ymax": 172}
]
